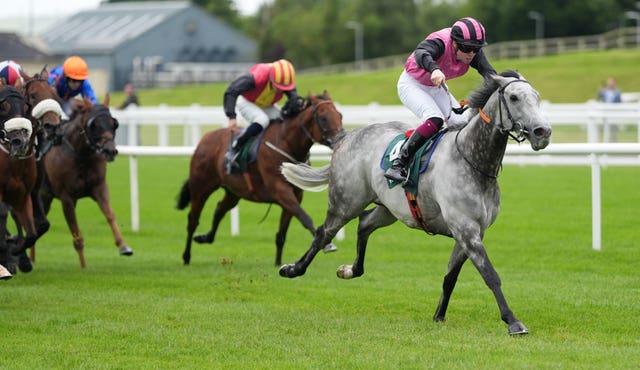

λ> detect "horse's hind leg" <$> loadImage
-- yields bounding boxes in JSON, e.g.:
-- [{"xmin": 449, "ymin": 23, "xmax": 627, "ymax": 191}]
[
  {"xmin": 94, "ymin": 184, "xmax": 133, "ymax": 257},
  {"xmin": 337, "ymin": 206, "xmax": 397, "ymax": 279},
  {"xmin": 433, "ymin": 241, "xmax": 467, "ymax": 322},
  {"xmin": 60, "ymin": 198, "xmax": 87, "ymax": 268},
  {"xmin": 194, "ymin": 190, "xmax": 239, "ymax": 244}
]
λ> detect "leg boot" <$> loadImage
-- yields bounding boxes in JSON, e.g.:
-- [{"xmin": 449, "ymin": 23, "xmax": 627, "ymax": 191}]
[{"xmin": 384, "ymin": 130, "xmax": 428, "ymax": 183}]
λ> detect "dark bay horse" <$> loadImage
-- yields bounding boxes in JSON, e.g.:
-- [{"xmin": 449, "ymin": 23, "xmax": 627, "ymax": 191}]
[
  {"xmin": 177, "ymin": 92, "xmax": 344, "ymax": 266},
  {"xmin": 21, "ymin": 67, "xmax": 64, "ymax": 239},
  {"xmin": 39, "ymin": 97, "xmax": 133, "ymax": 268},
  {"xmin": 0, "ymin": 84, "xmax": 38, "ymax": 277},
  {"xmin": 279, "ymin": 71, "xmax": 552, "ymax": 335}
]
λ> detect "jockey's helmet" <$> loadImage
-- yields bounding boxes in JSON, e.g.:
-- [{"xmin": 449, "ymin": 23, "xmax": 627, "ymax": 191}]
[
  {"xmin": 451, "ymin": 17, "xmax": 487, "ymax": 47},
  {"xmin": 269, "ymin": 59, "xmax": 296, "ymax": 91},
  {"xmin": 63, "ymin": 55, "xmax": 89, "ymax": 80},
  {"xmin": 0, "ymin": 60, "xmax": 23, "ymax": 87}
]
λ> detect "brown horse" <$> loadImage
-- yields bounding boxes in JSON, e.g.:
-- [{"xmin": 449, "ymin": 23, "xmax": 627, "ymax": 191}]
[
  {"xmin": 21, "ymin": 67, "xmax": 64, "ymax": 238},
  {"xmin": 0, "ymin": 84, "xmax": 38, "ymax": 277},
  {"xmin": 177, "ymin": 92, "xmax": 344, "ymax": 266},
  {"xmin": 39, "ymin": 97, "xmax": 133, "ymax": 268}
]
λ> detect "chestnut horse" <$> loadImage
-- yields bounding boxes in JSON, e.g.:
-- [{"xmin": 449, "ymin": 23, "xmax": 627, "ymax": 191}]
[
  {"xmin": 177, "ymin": 92, "xmax": 344, "ymax": 266},
  {"xmin": 39, "ymin": 97, "xmax": 133, "ymax": 268},
  {"xmin": 0, "ymin": 84, "xmax": 38, "ymax": 277}
]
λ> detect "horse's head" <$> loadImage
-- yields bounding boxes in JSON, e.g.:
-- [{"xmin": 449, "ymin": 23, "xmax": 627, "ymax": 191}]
[
  {"xmin": 297, "ymin": 91, "xmax": 344, "ymax": 148},
  {"xmin": 82, "ymin": 103, "xmax": 119, "ymax": 162},
  {"xmin": 22, "ymin": 67, "xmax": 63, "ymax": 139},
  {"xmin": 469, "ymin": 70, "xmax": 552, "ymax": 151},
  {"xmin": 0, "ymin": 85, "xmax": 34, "ymax": 158}
]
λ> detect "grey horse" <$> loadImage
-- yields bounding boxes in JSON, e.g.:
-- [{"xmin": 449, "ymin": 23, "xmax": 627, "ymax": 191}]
[{"xmin": 279, "ymin": 70, "xmax": 552, "ymax": 335}]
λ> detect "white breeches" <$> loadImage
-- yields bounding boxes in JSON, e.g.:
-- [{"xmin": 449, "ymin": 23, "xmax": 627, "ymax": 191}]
[{"xmin": 236, "ymin": 95, "xmax": 282, "ymax": 128}]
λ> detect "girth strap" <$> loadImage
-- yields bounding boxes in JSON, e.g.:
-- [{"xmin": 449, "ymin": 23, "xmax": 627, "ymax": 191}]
[{"xmin": 404, "ymin": 191, "xmax": 433, "ymax": 235}]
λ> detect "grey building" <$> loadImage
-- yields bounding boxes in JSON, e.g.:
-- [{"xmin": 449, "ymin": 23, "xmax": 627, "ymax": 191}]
[{"xmin": 39, "ymin": 1, "xmax": 257, "ymax": 94}]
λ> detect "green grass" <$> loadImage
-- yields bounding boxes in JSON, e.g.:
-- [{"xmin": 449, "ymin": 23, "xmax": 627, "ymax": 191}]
[
  {"xmin": 1, "ymin": 158, "xmax": 639, "ymax": 368},
  {"xmin": 110, "ymin": 49, "xmax": 640, "ymax": 106}
]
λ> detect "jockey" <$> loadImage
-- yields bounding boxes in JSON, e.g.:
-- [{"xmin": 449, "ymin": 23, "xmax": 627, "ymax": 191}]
[
  {"xmin": 385, "ymin": 17, "xmax": 497, "ymax": 183},
  {"xmin": 48, "ymin": 55, "xmax": 98, "ymax": 115},
  {"xmin": 223, "ymin": 59, "xmax": 300, "ymax": 162},
  {"xmin": 0, "ymin": 60, "xmax": 24, "ymax": 89}
]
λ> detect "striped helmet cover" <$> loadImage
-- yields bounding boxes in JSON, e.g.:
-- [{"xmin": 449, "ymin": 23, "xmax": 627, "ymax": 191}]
[
  {"xmin": 269, "ymin": 59, "xmax": 296, "ymax": 91},
  {"xmin": 451, "ymin": 17, "xmax": 487, "ymax": 46}
]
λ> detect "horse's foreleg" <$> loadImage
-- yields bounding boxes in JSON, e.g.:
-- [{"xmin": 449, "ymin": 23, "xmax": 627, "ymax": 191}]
[
  {"xmin": 94, "ymin": 187, "xmax": 133, "ymax": 257},
  {"xmin": 60, "ymin": 198, "xmax": 86, "ymax": 268},
  {"xmin": 337, "ymin": 206, "xmax": 396, "ymax": 279},
  {"xmin": 466, "ymin": 238, "xmax": 528, "ymax": 335},
  {"xmin": 32, "ymin": 160, "xmax": 50, "ymax": 237},
  {"xmin": 13, "ymin": 200, "xmax": 37, "ymax": 272},
  {"xmin": 275, "ymin": 210, "xmax": 293, "ymax": 266},
  {"xmin": 433, "ymin": 241, "xmax": 467, "ymax": 322},
  {"xmin": 194, "ymin": 191, "xmax": 238, "ymax": 244}
]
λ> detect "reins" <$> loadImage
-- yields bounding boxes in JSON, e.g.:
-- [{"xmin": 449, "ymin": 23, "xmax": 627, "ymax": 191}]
[
  {"xmin": 265, "ymin": 98, "xmax": 337, "ymax": 163},
  {"xmin": 455, "ymin": 78, "xmax": 531, "ymax": 179}
]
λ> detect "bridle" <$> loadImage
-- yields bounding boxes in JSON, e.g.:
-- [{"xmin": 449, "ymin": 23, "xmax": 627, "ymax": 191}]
[
  {"xmin": 455, "ymin": 78, "xmax": 532, "ymax": 179},
  {"xmin": 297, "ymin": 98, "xmax": 343, "ymax": 147},
  {"xmin": 83, "ymin": 107, "xmax": 118, "ymax": 155}
]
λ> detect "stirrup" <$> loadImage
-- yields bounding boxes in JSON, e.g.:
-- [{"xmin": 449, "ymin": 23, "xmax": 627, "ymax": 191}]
[{"xmin": 384, "ymin": 166, "xmax": 407, "ymax": 183}]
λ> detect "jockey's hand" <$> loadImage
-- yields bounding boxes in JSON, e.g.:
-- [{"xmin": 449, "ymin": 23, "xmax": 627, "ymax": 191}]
[
  {"xmin": 431, "ymin": 69, "xmax": 445, "ymax": 87},
  {"xmin": 228, "ymin": 118, "xmax": 237, "ymax": 128}
]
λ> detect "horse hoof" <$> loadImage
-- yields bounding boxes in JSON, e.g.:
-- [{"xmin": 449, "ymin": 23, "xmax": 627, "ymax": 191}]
[
  {"xmin": 194, "ymin": 234, "xmax": 213, "ymax": 244},
  {"xmin": 119, "ymin": 245, "xmax": 133, "ymax": 256},
  {"xmin": 508, "ymin": 321, "xmax": 529, "ymax": 336},
  {"xmin": 279, "ymin": 264, "xmax": 300, "ymax": 278},
  {"xmin": 18, "ymin": 252, "xmax": 33, "ymax": 273},
  {"xmin": 322, "ymin": 243, "xmax": 338, "ymax": 253},
  {"xmin": 336, "ymin": 265, "xmax": 353, "ymax": 279}
]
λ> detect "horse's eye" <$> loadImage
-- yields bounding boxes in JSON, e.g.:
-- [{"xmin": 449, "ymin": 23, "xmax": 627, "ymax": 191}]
[{"xmin": 510, "ymin": 95, "xmax": 519, "ymax": 102}]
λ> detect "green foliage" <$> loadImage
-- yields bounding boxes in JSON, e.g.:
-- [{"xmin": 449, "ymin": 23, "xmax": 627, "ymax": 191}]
[
  {"xmin": 1, "ymin": 158, "xmax": 639, "ymax": 368},
  {"xmin": 112, "ymin": 49, "xmax": 640, "ymax": 106}
]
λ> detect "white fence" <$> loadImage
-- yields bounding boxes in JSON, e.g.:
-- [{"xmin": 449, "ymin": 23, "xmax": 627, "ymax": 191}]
[
  {"xmin": 112, "ymin": 101, "xmax": 640, "ymax": 147},
  {"xmin": 111, "ymin": 103, "xmax": 640, "ymax": 251}
]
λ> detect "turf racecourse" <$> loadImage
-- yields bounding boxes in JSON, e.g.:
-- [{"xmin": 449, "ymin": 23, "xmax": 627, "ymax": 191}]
[{"xmin": 1, "ymin": 156, "xmax": 638, "ymax": 369}]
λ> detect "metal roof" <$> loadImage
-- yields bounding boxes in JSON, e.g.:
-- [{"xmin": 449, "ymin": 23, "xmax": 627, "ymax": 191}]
[{"xmin": 39, "ymin": 1, "xmax": 191, "ymax": 53}]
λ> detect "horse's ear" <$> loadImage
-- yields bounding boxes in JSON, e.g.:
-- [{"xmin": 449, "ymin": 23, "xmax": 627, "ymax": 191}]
[
  {"xmin": 103, "ymin": 93, "xmax": 110, "ymax": 107},
  {"xmin": 323, "ymin": 90, "xmax": 330, "ymax": 99},
  {"xmin": 20, "ymin": 69, "xmax": 32, "ymax": 81}
]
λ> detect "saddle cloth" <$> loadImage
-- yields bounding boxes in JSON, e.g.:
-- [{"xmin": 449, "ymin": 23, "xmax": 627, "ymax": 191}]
[
  {"xmin": 380, "ymin": 129, "xmax": 446, "ymax": 194},
  {"xmin": 224, "ymin": 130, "xmax": 265, "ymax": 174}
]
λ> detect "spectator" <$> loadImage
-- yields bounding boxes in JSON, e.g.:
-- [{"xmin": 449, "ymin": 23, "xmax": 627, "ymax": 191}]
[
  {"xmin": 597, "ymin": 77, "xmax": 622, "ymax": 142},
  {"xmin": 597, "ymin": 77, "xmax": 621, "ymax": 103},
  {"xmin": 119, "ymin": 83, "xmax": 140, "ymax": 109}
]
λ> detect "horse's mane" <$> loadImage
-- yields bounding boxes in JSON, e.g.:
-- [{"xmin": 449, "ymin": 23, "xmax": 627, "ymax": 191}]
[{"xmin": 467, "ymin": 69, "xmax": 522, "ymax": 108}]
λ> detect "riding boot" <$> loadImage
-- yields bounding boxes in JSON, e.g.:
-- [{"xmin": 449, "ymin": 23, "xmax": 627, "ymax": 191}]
[
  {"xmin": 225, "ymin": 123, "xmax": 263, "ymax": 174},
  {"xmin": 384, "ymin": 130, "xmax": 429, "ymax": 183}
]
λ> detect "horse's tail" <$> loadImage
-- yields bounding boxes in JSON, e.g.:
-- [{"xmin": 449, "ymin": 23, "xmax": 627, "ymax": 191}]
[
  {"xmin": 280, "ymin": 163, "xmax": 330, "ymax": 192},
  {"xmin": 176, "ymin": 180, "xmax": 191, "ymax": 210}
]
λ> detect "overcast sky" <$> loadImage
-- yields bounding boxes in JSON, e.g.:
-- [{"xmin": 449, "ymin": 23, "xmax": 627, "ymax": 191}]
[{"xmin": 5, "ymin": 0, "xmax": 270, "ymax": 17}]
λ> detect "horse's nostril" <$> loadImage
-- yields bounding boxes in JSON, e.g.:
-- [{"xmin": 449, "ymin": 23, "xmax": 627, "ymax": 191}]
[
  {"xmin": 533, "ymin": 126, "xmax": 551, "ymax": 138},
  {"xmin": 11, "ymin": 138, "xmax": 23, "ymax": 146}
]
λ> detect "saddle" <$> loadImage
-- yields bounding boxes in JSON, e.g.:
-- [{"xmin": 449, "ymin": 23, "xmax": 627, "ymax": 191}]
[
  {"xmin": 380, "ymin": 128, "xmax": 446, "ymax": 195},
  {"xmin": 224, "ymin": 130, "xmax": 266, "ymax": 175}
]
